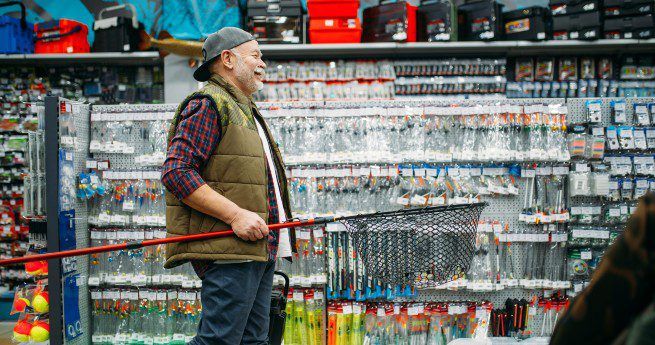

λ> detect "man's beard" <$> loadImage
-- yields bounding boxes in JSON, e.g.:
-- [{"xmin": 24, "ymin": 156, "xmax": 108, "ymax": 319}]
[{"xmin": 234, "ymin": 56, "xmax": 264, "ymax": 94}]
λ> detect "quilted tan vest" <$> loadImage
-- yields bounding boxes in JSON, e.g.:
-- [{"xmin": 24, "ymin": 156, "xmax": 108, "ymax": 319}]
[{"xmin": 163, "ymin": 75, "xmax": 291, "ymax": 269}]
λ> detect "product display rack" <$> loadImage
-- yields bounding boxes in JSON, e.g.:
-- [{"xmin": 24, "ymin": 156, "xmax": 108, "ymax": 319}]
[
  {"xmin": 566, "ymin": 97, "xmax": 655, "ymax": 293},
  {"xmin": 26, "ymin": 96, "xmax": 90, "ymax": 345},
  {"xmin": 0, "ymin": 101, "xmax": 34, "ymax": 290}
]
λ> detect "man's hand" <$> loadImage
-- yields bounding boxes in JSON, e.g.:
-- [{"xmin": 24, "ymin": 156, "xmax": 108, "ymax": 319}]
[
  {"xmin": 180, "ymin": 185, "xmax": 269, "ymax": 241},
  {"xmin": 229, "ymin": 208, "xmax": 269, "ymax": 242}
]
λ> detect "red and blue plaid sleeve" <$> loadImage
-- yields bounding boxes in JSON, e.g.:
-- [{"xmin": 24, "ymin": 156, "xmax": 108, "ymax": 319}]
[{"xmin": 162, "ymin": 97, "xmax": 221, "ymax": 200}]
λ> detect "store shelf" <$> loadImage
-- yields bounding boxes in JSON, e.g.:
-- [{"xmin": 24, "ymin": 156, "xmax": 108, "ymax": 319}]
[
  {"xmin": 1, "ymin": 40, "xmax": 649, "ymax": 64},
  {"xmin": 0, "ymin": 51, "xmax": 161, "ymax": 65},
  {"xmin": 261, "ymin": 39, "xmax": 655, "ymax": 59}
]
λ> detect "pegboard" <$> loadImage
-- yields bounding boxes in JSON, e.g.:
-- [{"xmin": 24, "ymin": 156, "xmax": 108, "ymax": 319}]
[
  {"xmin": 566, "ymin": 97, "xmax": 655, "ymax": 223},
  {"xmin": 83, "ymin": 99, "xmax": 572, "ymax": 339},
  {"xmin": 565, "ymin": 97, "xmax": 655, "ymax": 126},
  {"xmin": 89, "ymin": 104, "xmax": 177, "ymax": 171}
]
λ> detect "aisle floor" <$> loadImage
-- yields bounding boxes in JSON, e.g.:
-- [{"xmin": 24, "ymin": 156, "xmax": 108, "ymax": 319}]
[{"xmin": 0, "ymin": 321, "xmax": 12, "ymax": 343}]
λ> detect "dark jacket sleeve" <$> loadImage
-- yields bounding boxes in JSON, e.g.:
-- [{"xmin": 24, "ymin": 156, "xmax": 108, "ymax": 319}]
[{"xmin": 550, "ymin": 193, "xmax": 655, "ymax": 345}]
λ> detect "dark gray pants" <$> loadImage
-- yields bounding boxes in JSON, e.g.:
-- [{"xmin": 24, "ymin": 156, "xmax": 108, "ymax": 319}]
[{"xmin": 188, "ymin": 260, "xmax": 275, "ymax": 345}]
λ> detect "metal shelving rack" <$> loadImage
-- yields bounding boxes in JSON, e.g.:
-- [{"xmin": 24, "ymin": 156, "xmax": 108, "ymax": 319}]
[
  {"xmin": 260, "ymin": 39, "xmax": 655, "ymax": 59},
  {"xmin": 0, "ymin": 39, "xmax": 651, "ymax": 63},
  {"xmin": 44, "ymin": 96, "xmax": 64, "ymax": 345},
  {"xmin": 0, "ymin": 51, "xmax": 161, "ymax": 65}
]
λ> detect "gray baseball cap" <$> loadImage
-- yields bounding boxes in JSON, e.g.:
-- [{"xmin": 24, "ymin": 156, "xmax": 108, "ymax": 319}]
[{"xmin": 193, "ymin": 27, "xmax": 256, "ymax": 82}]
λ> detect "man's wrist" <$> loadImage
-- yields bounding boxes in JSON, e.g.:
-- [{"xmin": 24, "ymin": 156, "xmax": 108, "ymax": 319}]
[{"xmin": 226, "ymin": 207, "xmax": 242, "ymax": 225}]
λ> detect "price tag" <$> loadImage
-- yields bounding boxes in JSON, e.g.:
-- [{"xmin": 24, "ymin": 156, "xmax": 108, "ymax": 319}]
[
  {"xmin": 91, "ymin": 290, "xmax": 102, "ymax": 300},
  {"xmin": 400, "ymin": 167, "xmax": 413, "ymax": 176},
  {"xmin": 152, "ymin": 274, "xmax": 161, "ymax": 285},
  {"xmin": 377, "ymin": 307, "xmax": 385, "ymax": 317},
  {"xmin": 536, "ymin": 166, "xmax": 552, "ymax": 175},
  {"xmin": 342, "ymin": 304, "xmax": 353, "ymax": 315},
  {"xmin": 123, "ymin": 201, "xmax": 135, "ymax": 211},
  {"xmin": 575, "ymin": 163, "xmax": 590, "ymax": 172},
  {"xmin": 581, "ymin": 250, "xmax": 592, "ymax": 260},
  {"xmin": 553, "ymin": 166, "xmax": 569, "ymax": 175},
  {"xmin": 297, "ymin": 230, "xmax": 311, "ymax": 240},
  {"xmin": 521, "ymin": 169, "xmax": 536, "ymax": 178},
  {"xmin": 313, "ymin": 228, "xmax": 324, "ymax": 238}
]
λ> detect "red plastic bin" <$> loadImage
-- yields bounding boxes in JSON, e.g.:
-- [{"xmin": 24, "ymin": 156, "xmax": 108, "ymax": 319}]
[
  {"xmin": 310, "ymin": 18, "xmax": 362, "ymax": 43},
  {"xmin": 34, "ymin": 19, "xmax": 90, "ymax": 54},
  {"xmin": 307, "ymin": 0, "xmax": 359, "ymax": 18}
]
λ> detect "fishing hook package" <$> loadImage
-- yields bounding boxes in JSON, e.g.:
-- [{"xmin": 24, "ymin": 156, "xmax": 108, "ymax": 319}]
[
  {"xmin": 262, "ymin": 103, "xmax": 569, "ymax": 165},
  {"xmin": 89, "ymin": 112, "xmax": 173, "ymax": 167}
]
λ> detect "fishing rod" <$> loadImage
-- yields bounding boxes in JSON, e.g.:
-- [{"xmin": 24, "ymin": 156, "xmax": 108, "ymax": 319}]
[{"xmin": 0, "ymin": 216, "xmax": 337, "ymax": 267}]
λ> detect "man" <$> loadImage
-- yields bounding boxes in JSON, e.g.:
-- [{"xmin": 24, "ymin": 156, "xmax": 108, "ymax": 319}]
[{"xmin": 161, "ymin": 27, "xmax": 293, "ymax": 345}]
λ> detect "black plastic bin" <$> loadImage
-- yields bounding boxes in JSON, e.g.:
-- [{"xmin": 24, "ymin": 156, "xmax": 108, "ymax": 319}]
[
  {"xmin": 418, "ymin": 0, "xmax": 457, "ymax": 41},
  {"xmin": 247, "ymin": 0, "xmax": 305, "ymax": 44},
  {"xmin": 503, "ymin": 6, "xmax": 550, "ymax": 41},
  {"xmin": 552, "ymin": 10, "xmax": 602, "ymax": 40},
  {"xmin": 92, "ymin": 4, "xmax": 142, "ymax": 52},
  {"xmin": 604, "ymin": 14, "xmax": 654, "ymax": 39}
]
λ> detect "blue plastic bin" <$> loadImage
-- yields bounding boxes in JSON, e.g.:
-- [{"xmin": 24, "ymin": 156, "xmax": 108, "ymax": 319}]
[
  {"xmin": 0, "ymin": 1, "xmax": 34, "ymax": 54},
  {"xmin": 0, "ymin": 15, "xmax": 34, "ymax": 54}
]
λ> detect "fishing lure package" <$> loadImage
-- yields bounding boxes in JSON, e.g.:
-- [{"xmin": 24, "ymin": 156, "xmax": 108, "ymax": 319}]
[{"xmin": 90, "ymin": 288, "xmax": 200, "ymax": 345}]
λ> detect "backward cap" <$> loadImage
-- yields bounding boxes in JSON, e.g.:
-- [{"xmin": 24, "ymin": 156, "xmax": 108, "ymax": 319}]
[{"xmin": 193, "ymin": 27, "xmax": 256, "ymax": 82}]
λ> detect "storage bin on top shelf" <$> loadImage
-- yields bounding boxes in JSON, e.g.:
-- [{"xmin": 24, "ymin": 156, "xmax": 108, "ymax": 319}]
[
  {"xmin": 34, "ymin": 19, "xmax": 90, "ymax": 54},
  {"xmin": 0, "ymin": 1, "xmax": 33, "ymax": 54},
  {"xmin": 307, "ymin": 0, "xmax": 359, "ymax": 18}
]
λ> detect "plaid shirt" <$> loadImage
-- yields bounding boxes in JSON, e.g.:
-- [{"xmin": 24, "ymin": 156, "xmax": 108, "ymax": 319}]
[{"xmin": 161, "ymin": 97, "xmax": 280, "ymax": 279}]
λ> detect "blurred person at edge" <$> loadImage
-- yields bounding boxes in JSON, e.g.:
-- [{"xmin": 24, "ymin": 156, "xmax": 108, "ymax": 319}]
[
  {"xmin": 551, "ymin": 192, "xmax": 655, "ymax": 345},
  {"xmin": 161, "ymin": 27, "xmax": 293, "ymax": 345}
]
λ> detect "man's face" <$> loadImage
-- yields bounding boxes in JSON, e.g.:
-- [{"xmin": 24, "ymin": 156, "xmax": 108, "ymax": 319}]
[{"xmin": 230, "ymin": 40, "xmax": 266, "ymax": 95}]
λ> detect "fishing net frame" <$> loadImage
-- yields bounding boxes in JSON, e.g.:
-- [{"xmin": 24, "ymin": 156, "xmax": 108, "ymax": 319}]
[{"xmin": 338, "ymin": 202, "xmax": 487, "ymax": 287}]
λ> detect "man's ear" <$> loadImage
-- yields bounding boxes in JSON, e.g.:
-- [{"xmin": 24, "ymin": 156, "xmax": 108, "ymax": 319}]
[{"xmin": 221, "ymin": 50, "xmax": 234, "ymax": 70}]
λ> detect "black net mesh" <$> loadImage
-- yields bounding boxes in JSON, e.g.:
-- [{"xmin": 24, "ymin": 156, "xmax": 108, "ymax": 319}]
[{"xmin": 340, "ymin": 203, "xmax": 486, "ymax": 287}]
